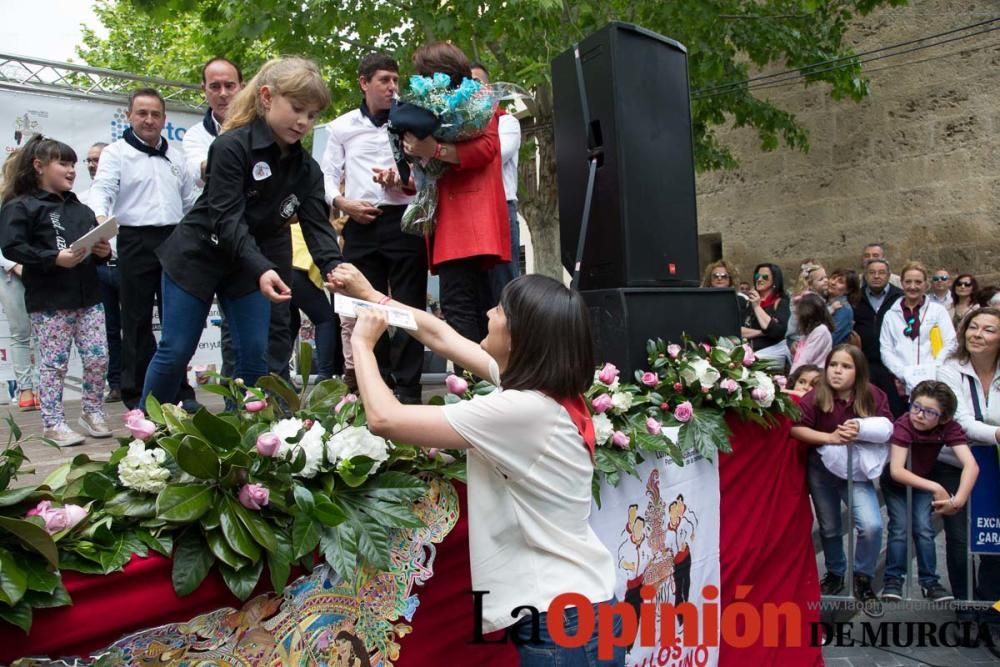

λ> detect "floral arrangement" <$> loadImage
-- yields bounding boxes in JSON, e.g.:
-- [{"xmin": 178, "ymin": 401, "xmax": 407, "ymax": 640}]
[
  {"xmin": 397, "ymin": 72, "xmax": 498, "ymax": 236},
  {"xmin": 586, "ymin": 336, "xmax": 798, "ymax": 504},
  {"xmin": 0, "ymin": 349, "xmax": 462, "ymax": 633}
]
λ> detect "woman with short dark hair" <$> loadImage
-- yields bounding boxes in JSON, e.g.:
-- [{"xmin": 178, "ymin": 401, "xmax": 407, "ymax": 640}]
[
  {"xmin": 950, "ymin": 273, "xmax": 978, "ymax": 326},
  {"xmin": 329, "ymin": 265, "xmax": 622, "ymax": 665}
]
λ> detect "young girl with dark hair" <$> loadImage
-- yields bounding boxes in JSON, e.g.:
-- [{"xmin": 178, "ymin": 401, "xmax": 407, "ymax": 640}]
[
  {"xmin": 791, "ymin": 344, "xmax": 892, "ymax": 616},
  {"xmin": 329, "ymin": 265, "xmax": 622, "ymax": 665},
  {"xmin": 0, "ymin": 136, "xmax": 114, "ymax": 445},
  {"xmin": 791, "ymin": 293, "xmax": 834, "ymax": 373}
]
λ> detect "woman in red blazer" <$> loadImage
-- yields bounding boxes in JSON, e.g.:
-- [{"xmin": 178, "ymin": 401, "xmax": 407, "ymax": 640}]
[{"xmin": 403, "ymin": 42, "xmax": 511, "ymax": 351}]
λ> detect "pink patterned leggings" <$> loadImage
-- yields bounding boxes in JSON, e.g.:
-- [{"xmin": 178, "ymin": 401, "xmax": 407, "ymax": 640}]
[{"xmin": 30, "ymin": 305, "xmax": 108, "ymax": 429}]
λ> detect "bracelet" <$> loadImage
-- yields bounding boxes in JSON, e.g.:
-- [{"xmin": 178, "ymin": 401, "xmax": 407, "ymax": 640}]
[{"xmin": 377, "ymin": 295, "xmax": 391, "ymax": 305}]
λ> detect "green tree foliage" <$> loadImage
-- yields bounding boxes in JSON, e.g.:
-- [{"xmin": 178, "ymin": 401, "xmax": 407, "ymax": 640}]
[{"xmin": 80, "ymin": 0, "xmax": 907, "ymax": 275}]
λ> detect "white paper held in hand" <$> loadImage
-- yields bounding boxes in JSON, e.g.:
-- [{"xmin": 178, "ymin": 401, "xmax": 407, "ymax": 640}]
[
  {"xmin": 70, "ymin": 217, "xmax": 119, "ymax": 253},
  {"xmin": 333, "ymin": 293, "xmax": 418, "ymax": 331}
]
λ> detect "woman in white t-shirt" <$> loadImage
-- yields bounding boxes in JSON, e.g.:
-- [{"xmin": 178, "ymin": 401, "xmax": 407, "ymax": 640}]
[{"xmin": 328, "ymin": 265, "xmax": 622, "ymax": 665}]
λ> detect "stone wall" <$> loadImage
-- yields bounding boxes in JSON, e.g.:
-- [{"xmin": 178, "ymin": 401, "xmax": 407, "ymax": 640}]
[{"xmin": 695, "ymin": 0, "xmax": 1000, "ymax": 285}]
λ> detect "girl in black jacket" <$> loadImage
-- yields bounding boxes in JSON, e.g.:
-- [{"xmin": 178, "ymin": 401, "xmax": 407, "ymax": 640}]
[{"xmin": 0, "ymin": 136, "xmax": 114, "ymax": 446}]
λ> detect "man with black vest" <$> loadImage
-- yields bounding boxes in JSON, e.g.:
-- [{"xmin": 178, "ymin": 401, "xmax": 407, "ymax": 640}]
[
  {"xmin": 321, "ymin": 53, "xmax": 427, "ymax": 403},
  {"xmin": 90, "ymin": 88, "xmax": 198, "ymax": 410},
  {"xmin": 853, "ymin": 258, "xmax": 905, "ymax": 416}
]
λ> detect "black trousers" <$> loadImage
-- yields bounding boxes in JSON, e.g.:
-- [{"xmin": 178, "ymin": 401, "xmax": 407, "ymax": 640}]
[
  {"xmin": 438, "ymin": 256, "xmax": 493, "ymax": 347},
  {"xmin": 117, "ymin": 226, "xmax": 195, "ymax": 409},
  {"xmin": 289, "ymin": 270, "xmax": 342, "ymax": 378},
  {"xmin": 345, "ymin": 208, "xmax": 427, "ymax": 394},
  {"xmin": 257, "ymin": 233, "xmax": 295, "ymax": 379},
  {"xmin": 96, "ymin": 263, "xmax": 121, "ymax": 390}
]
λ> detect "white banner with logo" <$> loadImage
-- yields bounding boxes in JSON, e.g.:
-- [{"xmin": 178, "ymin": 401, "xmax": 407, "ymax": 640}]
[
  {"xmin": 590, "ymin": 436, "xmax": 721, "ymax": 667},
  {"xmin": 0, "ymin": 89, "xmax": 221, "ymax": 396}
]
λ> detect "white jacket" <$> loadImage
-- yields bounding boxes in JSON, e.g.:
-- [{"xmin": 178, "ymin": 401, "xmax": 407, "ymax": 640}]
[
  {"xmin": 937, "ymin": 357, "xmax": 1000, "ymax": 467},
  {"xmin": 819, "ymin": 416, "xmax": 894, "ymax": 481},
  {"xmin": 880, "ymin": 299, "xmax": 956, "ymax": 394}
]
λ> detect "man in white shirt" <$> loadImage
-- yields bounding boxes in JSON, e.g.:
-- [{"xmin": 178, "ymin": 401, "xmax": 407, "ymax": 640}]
[
  {"xmin": 321, "ymin": 53, "xmax": 427, "ymax": 403},
  {"xmin": 182, "ymin": 58, "xmax": 243, "ymax": 199},
  {"xmin": 181, "ymin": 58, "xmax": 243, "ymax": 378},
  {"xmin": 79, "ymin": 142, "xmax": 122, "ymax": 402},
  {"xmin": 471, "ymin": 63, "xmax": 522, "ymax": 302},
  {"xmin": 928, "ymin": 268, "xmax": 953, "ymax": 309},
  {"xmin": 90, "ymin": 88, "xmax": 197, "ymax": 410}
]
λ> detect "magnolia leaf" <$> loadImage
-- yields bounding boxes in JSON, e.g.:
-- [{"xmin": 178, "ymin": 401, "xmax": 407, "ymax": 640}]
[
  {"xmin": 0, "ymin": 547, "xmax": 28, "ymax": 606},
  {"xmin": 219, "ymin": 503, "xmax": 261, "ymax": 561},
  {"xmin": 311, "ymin": 493, "xmax": 347, "ymax": 527},
  {"xmin": 206, "ymin": 529, "xmax": 245, "ymax": 569},
  {"xmin": 97, "ymin": 532, "xmax": 145, "ymax": 572},
  {"xmin": 305, "ymin": 378, "xmax": 348, "ymax": 412},
  {"xmin": 145, "ymin": 393, "xmax": 165, "ymax": 425},
  {"xmin": 192, "ymin": 409, "xmax": 242, "ymax": 450},
  {"xmin": 156, "ymin": 435, "xmax": 182, "ymax": 460},
  {"xmin": 256, "ymin": 374, "xmax": 300, "ymax": 412},
  {"xmin": 81, "ymin": 471, "xmax": 118, "ymax": 501},
  {"xmin": 171, "ymin": 529, "xmax": 214, "ymax": 597},
  {"xmin": 292, "ymin": 514, "xmax": 320, "ymax": 560},
  {"xmin": 297, "ymin": 342, "xmax": 313, "ymax": 402},
  {"xmin": 228, "ymin": 497, "xmax": 278, "ymax": 552},
  {"xmin": 0, "ymin": 599, "xmax": 31, "ymax": 633},
  {"xmin": 135, "ymin": 528, "xmax": 173, "ymax": 557},
  {"xmin": 220, "ymin": 558, "xmax": 263, "ymax": 601},
  {"xmin": 241, "ymin": 422, "xmax": 270, "ymax": 452},
  {"xmin": 176, "ymin": 435, "xmax": 222, "ymax": 479},
  {"xmin": 20, "ymin": 559, "xmax": 59, "ymax": 594},
  {"xmin": 267, "ymin": 531, "xmax": 293, "ymax": 593},
  {"xmin": 0, "ymin": 516, "xmax": 58, "ymax": 568},
  {"xmin": 0, "ymin": 486, "xmax": 39, "ymax": 508},
  {"xmin": 104, "ymin": 491, "xmax": 157, "ymax": 518},
  {"xmin": 155, "ymin": 484, "xmax": 214, "ymax": 522},
  {"xmin": 23, "ymin": 581, "xmax": 71, "ymax": 609}
]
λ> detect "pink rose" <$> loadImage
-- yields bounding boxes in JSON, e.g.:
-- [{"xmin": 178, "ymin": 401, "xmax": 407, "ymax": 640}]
[
  {"xmin": 775, "ymin": 375, "xmax": 788, "ymax": 389},
  {"xmin": 239, "ymin": 483, "xmax": 270, "ymax": 511},
  {"xmin": 27, "ymin": 501, "xmax": 87, "ymax": 534},
  {"xmin": 673, "ymin": 382, "xmax": 683, "ymax": 392},
  {"xmin": 597, "ymin": 363, "xmax": 619, "ymax": 385},
  {"xmin": 660, "ymin": 402, "xmax": 669, "ymax": 410},
  {"xmin": 667, "ymin": 344, "xmax": 682, "ymax": 359},
  {"xmin": 445, "ymin": 374, "xmax": 469, "ymax": 395},
  {"xmin": 124, "ymin": 409, "xmax": 144, "ymax": 423},
  {"xmin": 645, "ymin": 418, "xmax": 662, "ymax": 435},
  {"xmin": 673, "ymin": 401, "xmax": 694, "ymax": 423},
  {"xmin": 611, "ymin": 431, "xmax": 630, "ymax": 449},
  {"xmin": 720, "ymin": 378, "xmax": 739, "ymax": 394},
  {"xmin": 591, "ymin": 394, "xmax": 613, "ymax": 414},
  {"xmin": 334, "ymin": 393, "xmax": 359, "ymax": 413},
  {"xmin": 701, "ymin": 343, "xmax": 712, "ymax": 354},
  {"xmin": 245, "ymin": 399, "xmax": 267, "ymax": 412},
  {"xmin": 641, "ymin": 372, "xmax": 658, "ymax": 387},
  {"xmin": 742, "ymin": 344, "xmax": 757, "ymax": 367},
  {"xmin": 256, "ymin": 432, "xmax": 281, "ymax": 457},
  {"xmin": 125, "ymin": 413, "xmax": 156, "ymax": 440},
  {"xmin": 26, "ymin": 500, "xmax": 52, "ymax": 518},
  {"xmin": 751, "ymin": 387, "xmax": 767, "ymax": 401}
]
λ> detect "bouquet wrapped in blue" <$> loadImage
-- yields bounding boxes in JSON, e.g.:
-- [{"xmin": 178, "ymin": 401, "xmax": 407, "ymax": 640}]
[{"xmin": 388, "ymin": 73, "xmax": 499, "ymax": 236}]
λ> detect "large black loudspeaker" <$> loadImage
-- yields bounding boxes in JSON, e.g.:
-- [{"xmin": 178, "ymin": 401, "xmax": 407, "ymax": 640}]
[
  {"xmin": 583, "ymin": 289, "xmax": 742, "ymax": 373},
  {"xmin": 552, "ymin": 22, "xmax": 699, "ymax": 289}
]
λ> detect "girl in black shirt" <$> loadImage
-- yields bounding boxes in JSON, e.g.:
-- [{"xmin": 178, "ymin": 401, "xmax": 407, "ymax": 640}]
[
  {"xmin": 143, "ymin": 57, "xmax": 343, "ymax": 407},
  {"xmin": 0, "ymin": 136, "xmax": 114, "ymax": 446}
]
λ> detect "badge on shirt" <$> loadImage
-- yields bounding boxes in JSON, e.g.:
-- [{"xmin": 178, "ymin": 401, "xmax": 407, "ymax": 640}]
[
  {"xmin": 252, "ymin": 161, "xmax": 272, "ymax": 181},
  {"xmin": 170, "ymin": 164, "xmax": 181, "ymax": 178}
]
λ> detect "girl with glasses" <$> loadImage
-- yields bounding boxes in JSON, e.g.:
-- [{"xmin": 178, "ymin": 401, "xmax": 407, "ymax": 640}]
[{"xmin": 880, "ymin": 261, "xmax": 956, "ymax": 402}]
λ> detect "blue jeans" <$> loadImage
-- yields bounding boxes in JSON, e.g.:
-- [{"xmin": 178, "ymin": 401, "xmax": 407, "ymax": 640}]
[
  {"xmin": 0, "ymin": 271, "xmax": 36, "ymax": 392},
  {"xmin": 808, "ymin": 451, "xmax": 883, "ymax": 578},
  {"xmin": 142, "ymin": 274, "xmax": 270, "ymax": 407},
  {"xmin": 883, "ymin": 481, "xmax": 940, "ymax": 587},
  {"xmin": 489, "ymin": 200, "xmax": 521, "ymax": 304},
  {"xmin": 511, "ymin": 598, "xmax": 626, "ymax": 666}
]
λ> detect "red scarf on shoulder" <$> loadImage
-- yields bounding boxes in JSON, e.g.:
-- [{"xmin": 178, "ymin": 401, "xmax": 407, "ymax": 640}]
[{"xmin": 549, "ymin": 394, "xmax": 596, "ymax": 463}]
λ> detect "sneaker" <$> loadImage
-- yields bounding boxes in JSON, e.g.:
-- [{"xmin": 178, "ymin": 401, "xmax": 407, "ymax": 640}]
[
  {"xmin": 18, "ymin": 391, "xmax": 38, "ymax": 411},
  {"xmin": 43, "ymin": 424, "xmax": 86, "ymax": 447},
  {"xmin": 820, "ymin": 572, "xmax": 845, "ymax": 596},
  {"xmin": 105, "ymin": 387, "xmax": 122, "ymax": 403},
  {"xmin": 78, "ymin": 413, "xmax": 113, "ymax": 438},
  {"xmin": 854, "ymin": 575, "xmax": 884, "ymax": 618},
  {"xmin": 922, "ymin": 584, "xmax": 955, "ymax": 602},
  {"xmin": 881, "ymin": 577, "xmax": 903, "ymax": 601}
]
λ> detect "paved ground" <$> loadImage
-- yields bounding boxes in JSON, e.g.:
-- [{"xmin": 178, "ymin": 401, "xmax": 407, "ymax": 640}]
[{"xmin": 2, "ymin": 390, "xmax": 998, "ymax": 665}]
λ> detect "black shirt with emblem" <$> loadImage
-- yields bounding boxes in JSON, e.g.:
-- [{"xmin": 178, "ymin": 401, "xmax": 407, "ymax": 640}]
[
  {"xmin": 0, "ymin": 189, "xmax": 105, "ymax": 313},
  {"xmin": 156, "ymin": 118, "xmax": 343, "ymax": 301}
]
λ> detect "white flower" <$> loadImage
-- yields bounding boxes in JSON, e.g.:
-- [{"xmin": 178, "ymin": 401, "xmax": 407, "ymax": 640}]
[
  {"xmin": 750, "ymin": 371, "xmax": 776, "ymax": 408},
  {"xmin": 610, "ymin": 391, "xmax": 633, "ymax": 414},
  {"xmin": 592, "ymin": 413, "xmax": 615, "ymax": 445},
  {"xmin": 117, "ymin": 440, "xmax": 171, "ymax": 494},
  {"xmin": 272, "ymin": 417, "xmax": 304, "ymax": 458},
  {"xmin": 679, "ymin": 358, "xmax": 721, "ymax": 388},
  {"xmin": 326, "ymin": 425, "xmax": 391, "ymax": 468},
  {"xmin": 296, "ymin": 422, "xmax": 328, "ymax": 478}
]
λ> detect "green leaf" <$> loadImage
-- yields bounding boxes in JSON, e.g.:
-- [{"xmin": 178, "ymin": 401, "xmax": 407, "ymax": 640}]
[
  {"xmin": 176, "ymin": 435, "xmax": 222, "ymax": 479},
  {"xmin": 337, "ymin": 456, "xmax": 376, "ymax": 487},
  {"xmin": 97, "ymin": 532, "xmax": 144, "ymax": 572},
  {"xmin": 192, "ymin": 409, "xmax": 242, "ymax": 450},
  {"xmin": 0, "ymin": 599, "xmax": 32, "ymax": 633},
  {"xmin": 199, "ymin": 383, "xmax": 234, "ymax": 398},
  {"xmin": 0, "ymin": 516, "xmax": 59, "ymax": 568},
  {"xmin": 21, "ymin": 559, "xmax": 59, "ymax": 594},
  {"xmin": 241, "ymin": 422, "xmax": 270, "ymax": 452},
  {"xmin": 366, "ymin": 471, "xmax": 426, "ymax": 503},
  {"xmin": 23, "ymin": 581, "xmax": 71, "ymax": 609},
  {"xmin": 305, "ymin": 378, "xmax": 348, "ymax": 412},
  {"xmin": 219, "ymin": 558, "xmax": 262, "ymax": 601},
  {"xmin": 292, "ymin": 485, "xmax": 315, "ymax": 514},
  {"xmin": 267, "ymin": 531, "xmax": 293, "ymax": 593},
  {"xmin": 228, "ymin": 496, "xmax": 278, "ymax": 552},
  {"xmin": 678, "ymin": 410, "xmax": 731, "ymax": 461},
  {"xmin": 171, "ymin": 529, "xmax": 214, "ymax": 597},
  {"xmin": 311, "ymin": 493, "xmax": 347, "ymax": 527},
  {"xmin": 355, "ymin": 498, "xmax": 425, "ymax": 529},
  {"xmin": 0, "ymin": 486, "xmax": 39, "ymax": 507},
  {"xmin": 145, "ymin": 393, "xmax": 165, "ymax": 425},
  {"xmin": 297, "ymin": 341, "xmax": 313, "ymax": 402},
  {"xmin": 219, "ymin": 503, "xmax": 261, "ymax": 561},
  {"xmin": 0, "ymin": 547, "xmax": 29, "ymax": 605},
  {"xmin": 256, "ymin": 374, "xmax": 300, "ymax": 412},
  {"xmin": 206, "ymin": 529, "xmax": 245, "ymax": 569},
  {"xmin": 155, "ymin": 484, "xmax": 214, "ymax": 522},
  {"xmin": 355, "ymin": 520, "xmax": 391, "ymax": 570},
  {"xmin": 81, "ymin": 471, "xmax": 118, "ymax": 501},
  {"xmin": 292, "ymin": 514, "xmax": 320, "ymax": 560},
  {"xmin": 135, "ymin": 528, "xmax": 173, "ymax": 557},
  {"xmin": 104, "ymin": 491, "xmax": 157, "ymax": 518},
  {"xmin": 320, "ymin": 523, "xmax": 358, "ymax": 582}
]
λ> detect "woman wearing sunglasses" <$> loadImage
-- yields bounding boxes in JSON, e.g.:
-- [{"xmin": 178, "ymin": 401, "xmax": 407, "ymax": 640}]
[
  {"xmin": 880, "ymin": 261, "xmax": 957, "ymax": 402},
  {"xmin": 701, "ymin": 259, "xmax": 749, "ymax": 321},
  {"xmin": 741, "ymin": 262, "xmax": 790, "ymax": 368},
  {"xmin": 950, "ymin": 273, "xmax": 979, "ymax": 326}
]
